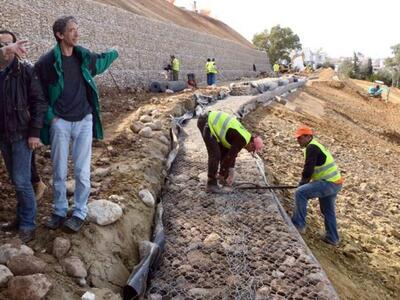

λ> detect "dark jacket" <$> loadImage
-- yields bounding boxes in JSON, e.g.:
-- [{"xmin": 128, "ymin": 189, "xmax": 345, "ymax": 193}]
[
  {"xmin": 1, "ymin": 57, "xmax": 47, "ymax": 142},
  {"xmin": 34, "ymin": 44, "xmax": 118, "ymax": 145}
]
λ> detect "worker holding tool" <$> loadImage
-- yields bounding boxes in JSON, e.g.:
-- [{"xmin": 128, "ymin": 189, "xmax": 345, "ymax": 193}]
[
  {"xmin": 197, "ymin": 111, "xmax": 264, "ymax": 193},
  {"xmin": 291, "ymin": 125, "xmax": 343, "ymax": 246}
]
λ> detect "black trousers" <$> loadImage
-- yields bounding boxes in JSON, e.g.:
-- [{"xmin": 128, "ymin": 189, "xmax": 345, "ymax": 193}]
[{"xmin": 197, "ymin": 114, "xmax": 228, "ymax": 185}]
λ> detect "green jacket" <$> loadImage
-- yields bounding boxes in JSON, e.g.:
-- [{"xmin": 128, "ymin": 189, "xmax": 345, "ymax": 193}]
[{"xmin": 35, "ymin": 43, "xmax": 118, "ymax": 145}]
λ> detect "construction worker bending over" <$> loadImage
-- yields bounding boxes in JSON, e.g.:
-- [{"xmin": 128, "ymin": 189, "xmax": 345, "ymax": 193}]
[
  {"xmin": 292, "ymin": 125, "xmax": 343, "ymax": 246},
  {"xmin": 197, "ymin": 111, "xmax": 264, "ymax": 193}
]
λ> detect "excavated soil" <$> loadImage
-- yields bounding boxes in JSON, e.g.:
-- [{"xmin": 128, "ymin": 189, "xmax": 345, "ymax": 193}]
[{"xmin": 243, "ymin": 73, "xmax": 400, "ymax": 299}]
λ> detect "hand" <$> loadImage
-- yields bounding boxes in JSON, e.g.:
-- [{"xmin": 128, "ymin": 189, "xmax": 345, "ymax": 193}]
[
  {"xmin": 3, "ymin": 40, "xmax": 28, "ymax": 58},
  {"xmin": 226, "ymin": 168, "xmax": 235, "ymax": 186},
  {"xmin": 28, "ymin": 137, "xmax": 42, "ymax": 150},
  {"xmin": 109, "ymin": 45, "xmax": 120, "ymax": 53}
]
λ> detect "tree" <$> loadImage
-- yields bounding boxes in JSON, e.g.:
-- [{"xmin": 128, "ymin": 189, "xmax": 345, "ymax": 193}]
[
  {"xmin": 339, "ymin": 59, "xmax": 354, "ymax": 77},
  {"xmin": 352, "ymin": 52, "xmax": 360, "ymax": 78},
  {"xmin": 367, "ymin": 58, "xmax": 373, "ymax": 77},
  {"xmin": 252, "ymin": 25, "xmax": 301, "ymax": 64},
  {"xmin": 384, "ymin": 44, "xmax": 400, "ymax": 87}
]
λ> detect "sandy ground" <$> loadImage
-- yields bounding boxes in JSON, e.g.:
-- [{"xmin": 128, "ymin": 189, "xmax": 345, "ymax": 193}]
[
  {"xmin": 243, "ymin": 70, "xmax": 400, "ymax": 299},
  {"xmin": 351, "ymin": 79, "xmax": 400, "ymax": 104}
]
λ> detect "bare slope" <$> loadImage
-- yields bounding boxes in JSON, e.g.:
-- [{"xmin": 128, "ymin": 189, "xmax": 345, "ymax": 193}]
[{"xmin": 92, "ymin": 0, "xmax": 254, "ymax": 48}]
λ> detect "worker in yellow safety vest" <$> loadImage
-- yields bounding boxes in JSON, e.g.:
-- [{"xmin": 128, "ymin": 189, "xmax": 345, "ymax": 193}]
[
  {"xmin": 170, "ymin": 55, "xmax": 180, "ymax": 81},
  {"xmin": 209, "ymin": 58, "xmax": 218, "ymax": 85},
  {"xmin": 273, "ymin": 62, "xmax": 280, "ymax": 77},
  {"xmin": 292, "ymin": 125, "xmax": 344, "ymax": 246},
  {"xmin": 197, "ymin": 111, "xmax": 264, "ymax": 193},
  {"xmin": 205, "ymin": 58, "xmax": 212, "ymax": 85}
]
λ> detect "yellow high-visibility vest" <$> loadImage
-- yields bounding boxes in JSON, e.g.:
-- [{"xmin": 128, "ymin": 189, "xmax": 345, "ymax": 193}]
[
  {"xmin": 273, "ymin": 63, "xmax": 280, "ymax": 72},
  {"xmin": 172, "ymin": 58, "xmax": 180, "ymax": 71},
  {"xmin": 304, "ymin": 139, "xmax": 342, "ymax": 183},
  {"xmin": 210, "ymin": 62, "xmax": 218, "ymax": 74},
  {"xmin": 208, "ymin": 111, "xmax": 251, "ymax": 149}
]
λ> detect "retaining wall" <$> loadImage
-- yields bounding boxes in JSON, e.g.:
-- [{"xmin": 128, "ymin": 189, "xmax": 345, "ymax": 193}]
[{"xmin": 1, "ymin": 0, "xmax": 271, "ymax": 89}]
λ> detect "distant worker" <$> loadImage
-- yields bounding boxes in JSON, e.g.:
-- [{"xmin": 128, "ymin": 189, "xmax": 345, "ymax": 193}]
[
  {"xmin": 368, "ymin": 84, "xmax": 382, "ymax": 97},
  {"xmin": 273, "ymin": 62, "xmax": 280, "ymax": 77},
  {"xmin": 292, "ymin": 125, "xmax": 343, "ymax": 246},
  {"xmin": 205, "ymin": 58, "xmax": 212, "ymax": 85},
  {"xmin": 171, "ymin": 55, "xmax": 180, "ymax": 81},
  {"xmin": 197, "ymin": 111, "xmax": 264, "ymax": 193},
  {"xmin": 210, "ymin": 58, "xmax": 218, "ymax": 85}
]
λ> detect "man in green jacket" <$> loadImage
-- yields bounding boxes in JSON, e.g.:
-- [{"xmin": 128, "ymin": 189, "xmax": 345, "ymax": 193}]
[{"xmin": 35, "ymin": 16, "xmax": 119, "ymax": 232}]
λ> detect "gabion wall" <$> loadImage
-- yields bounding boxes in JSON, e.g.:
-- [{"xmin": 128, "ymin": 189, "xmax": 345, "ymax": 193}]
[{"xmin": 1, "ymin": 0, "xmax": 271, "ymax": 88}]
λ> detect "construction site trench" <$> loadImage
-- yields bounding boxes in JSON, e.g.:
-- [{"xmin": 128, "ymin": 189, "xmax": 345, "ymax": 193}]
[
  {"xmin": 1, "ymin": 70, "xmax": 400, "ymax": 300},
  {"xmin": 145, "ymin": 84, "xmax": 339, "ymax": 300}
]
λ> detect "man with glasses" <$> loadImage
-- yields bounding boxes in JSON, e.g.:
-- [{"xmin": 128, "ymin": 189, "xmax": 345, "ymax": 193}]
[{"xmin": 0, "ymin": 30, "xmax": 47, "ymax": 242}]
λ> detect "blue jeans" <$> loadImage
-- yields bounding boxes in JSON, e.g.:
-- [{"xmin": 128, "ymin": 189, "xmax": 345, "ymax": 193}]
[
  {"xmin": 0, "ymin": 139, "xmax": 36, "ymax": 230},
  {"xmin": 50, "ymin": 114, "xmax": 93, "ymax": 220},
  {"xmin": 210, "ymin": 73, "xmax": 216, "ymax": 85},
  {"xmin": 292, "ymin": 180, "xmax": 342, "ymax": 243}
]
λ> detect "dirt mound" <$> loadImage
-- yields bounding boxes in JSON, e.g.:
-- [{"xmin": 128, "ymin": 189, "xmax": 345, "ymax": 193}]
[
  {"xmin": 316, "ymin": 68, "xmax": 335, "ymax": 81},
  {"xmin": 92, "ymin": 0, "xmax": 253, "ymax": 48}
]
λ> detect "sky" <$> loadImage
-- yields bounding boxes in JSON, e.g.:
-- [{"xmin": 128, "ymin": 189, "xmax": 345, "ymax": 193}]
[{"xmin": 174, "ymin": 0, "xmax": 399, "ymax": 59}]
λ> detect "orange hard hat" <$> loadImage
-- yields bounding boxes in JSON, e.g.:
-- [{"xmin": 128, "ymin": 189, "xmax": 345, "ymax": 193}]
[{"xmin": 295, "ymin": 125, "xmax": 313, "ymax": 138}]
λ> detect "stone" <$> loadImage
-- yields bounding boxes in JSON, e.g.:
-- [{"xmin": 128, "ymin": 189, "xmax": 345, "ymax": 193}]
[
  {"xmin": 7, "ymin": 254, "xmax": 47, "ymax": 276},
  {"xmin": 255, "ymin": 286, "xmax": 271, "ymax": 299},
  {"xmin": 149, "ymin": 294, "xmax": 162, "ymax": 300},
  {"xmin": 139, "ymin": 189, "xmax": 155, "ymax": 207},
  {"xmin": 66, "ymin": 180, "xmax": 75, "ymax": 196},
  {"xmin": 7, "ymin": 274, "xmax": 52, "ymax": 300},
  {"xmin": 188, "ymin": 288, "xmax": 221, "ymax": 297},
  {"xmin": 272, "ymin": 270, "xmax": 284, "ymax": 278},
  {"xmin": 76, "ymin": 277, "xmax": 87, "ymax": 287},
  {"xmin": 138, "ymin": 126, "xmax": 153, "ymax": 138},
  {"xmin": 82, "ymin": 291, "xmax": 95, "ymax": 300},
  {"xmin": 92, "ymin": 167, "xmax": 111, "ymax": 178},
  {"xmin": 130, "ymin": 121, "xmax": 144, "ymax": 133},
  {"xmin": 52, "ymin": 237, "xmax": 71, "ymax": 259},
  {"xmin": 139, "ymin": 115, "xmax": 153, "ymax": 123},
  {"xmin": 87, "ymin": 200, "xmax": 123, "ymax": 225},
  {"xmin": 148, "ymin": 120, "xmax": 162, "ymax": 131},
  {"xmin": 90, "ymin": 288, "xmax": 122, "ymax": 300},
  {"xmin": 203, "ymin": 233, "xmax": 221, "ymax": 248},
  {"xmin": 0, "ymin": 243, "xmax": 34, "ymax": 264},
  {"xmin": 62, "ymin": 256, "xmax": 87, "ymax": 278},
  {"xmin": 158, "ymin": 135, "xmax": 170, "ymax": 145},
  {"xmin": 0, "ymin": 265, "xmax": 13, "ymax": 288},
  {"xmin": 359, "ymin": 182, "xmax": 367, "ymax": 191},
  {"xmin": 282, "ymin": 256, "xmax": 296, "ymax": 266}
]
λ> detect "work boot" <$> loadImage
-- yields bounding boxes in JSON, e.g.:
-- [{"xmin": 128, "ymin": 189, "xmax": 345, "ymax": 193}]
[
  {"xmin": 19, "ymin": 229, "xmax": 35, "ymax": 243},
  {"xmin": 0, "ymin": 219, "xmax": 19, "ymax": 231},
  {"xmin": 321, "ymin": 235, "xmax": 340, "ymax": 247},
  {"xmin": 33, "ymin": 181, "xmax": 47, "ymax": 201},
  {"xmin": 45, "ymin": 214, "xmax": 65, "ymax": 230},
  {"xmin": 63, "ymin": 216, "xmax": 85, "ymax": 233},
  {"xmin": 206, "ymin": 184, "xmax": 226, "ymax": 194}
]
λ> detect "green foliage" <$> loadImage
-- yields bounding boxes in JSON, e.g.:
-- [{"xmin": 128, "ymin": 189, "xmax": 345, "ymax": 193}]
[
  {"xmin": 352, "ymin": 52, "xmax": 360, "ymax": 77},
  {"xmin": 366, "ymin": 58, "xmax": 373, "ymax": 77},
  {"xmin": 338, "ymin": 59, "xmax": 354, "ymax": 77},
  {"xmin": 252, "ymin": 25, "xmax": 301, "ymax": 64}
]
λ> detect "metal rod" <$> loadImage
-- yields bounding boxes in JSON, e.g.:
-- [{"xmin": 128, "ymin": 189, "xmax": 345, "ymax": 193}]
[{"xmin": 235, "ymin": 185, "xmax": 297, "ymax": 190}]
